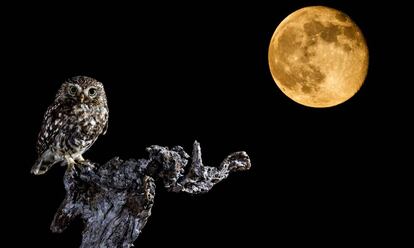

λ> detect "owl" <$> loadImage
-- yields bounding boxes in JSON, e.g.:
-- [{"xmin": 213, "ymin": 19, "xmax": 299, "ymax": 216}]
[{"xmin": 31, "ymin": 76, "xmax": 109, "ymax": 175}]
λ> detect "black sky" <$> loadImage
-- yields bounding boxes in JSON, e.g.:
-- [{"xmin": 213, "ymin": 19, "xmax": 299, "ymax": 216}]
[{"xmin": 2, "ymin": 1, "xmax": 409, "ymax": 247}]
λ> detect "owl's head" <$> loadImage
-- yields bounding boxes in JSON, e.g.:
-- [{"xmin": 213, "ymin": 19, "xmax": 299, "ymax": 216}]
[{"xmin": 58, "ymin": 76, "xmax": 107, "ymax": 106}]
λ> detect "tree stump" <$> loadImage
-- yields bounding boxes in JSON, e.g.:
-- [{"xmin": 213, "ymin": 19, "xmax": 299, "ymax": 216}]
[{"xmin": 49, "ymin": 141, "xmax": 251, "ymax": 248}]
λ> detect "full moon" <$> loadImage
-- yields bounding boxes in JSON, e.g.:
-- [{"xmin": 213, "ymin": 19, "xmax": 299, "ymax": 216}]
[{"xmin": 268, "ymin": 6, "xmax": 368, "ymax": 108}]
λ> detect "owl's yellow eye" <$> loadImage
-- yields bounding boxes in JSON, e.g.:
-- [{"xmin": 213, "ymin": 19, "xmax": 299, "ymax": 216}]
[
  {"xmin": 88, "ymin": 87, "xmax": 97, "ymax": 97},
  {"xmin": 68, "ymin": 85, "xmax": 78, "ymax": 96}
]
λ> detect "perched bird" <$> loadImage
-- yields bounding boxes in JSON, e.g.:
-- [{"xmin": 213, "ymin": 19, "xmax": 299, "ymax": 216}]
[{"xmin": 31, "ymin": 76, "xmax": 109, "ymax": 175}]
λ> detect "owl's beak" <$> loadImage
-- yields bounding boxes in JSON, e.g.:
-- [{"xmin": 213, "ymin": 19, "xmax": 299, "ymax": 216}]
[{"xmin": 80, "ymin": 94, "xmax": 85, "ymax": 103}]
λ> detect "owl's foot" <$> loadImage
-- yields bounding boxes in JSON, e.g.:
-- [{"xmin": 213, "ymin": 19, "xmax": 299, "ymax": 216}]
[
  {"xmin": 80, "ymin": 160, "xmax": 95, "ymax": 170},
  {"xmin": 75, "ymin": 156, "xmax": 95, "ymax": 170},
  {"xmin": 64, "ymin": 155, "xmax": 92, "ymax": 167}
]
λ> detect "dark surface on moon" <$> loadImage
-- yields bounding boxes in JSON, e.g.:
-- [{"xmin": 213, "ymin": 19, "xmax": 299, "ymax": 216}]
[
  {"xmin": 273, "ymin": 26, "xmax": 325, "ymax": 93},
  {"xmin": 335, "ymin": 12, "xmax": 348, "ymax": 22},
  {"xmin": 304, "ymin": 20, "xmax": 360, "ymax": 50}
]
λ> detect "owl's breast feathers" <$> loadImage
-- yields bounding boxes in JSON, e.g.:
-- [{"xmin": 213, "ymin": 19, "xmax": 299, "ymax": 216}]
[
  {"xmin": 36, "ymin": 102, "xmax": 108, "ymax": 157},
  {"xmin": 72, "ymin": 103, "xmax": 108, "ymax": 135},
  {"xmin": 67, "ymin": 104, "xmax": 108, "ymax": 153}
]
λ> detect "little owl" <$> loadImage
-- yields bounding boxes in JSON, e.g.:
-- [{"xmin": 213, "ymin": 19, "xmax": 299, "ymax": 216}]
[{"xmin": 31, "ymin": 76, "xmax": 109, "ymax": 175}]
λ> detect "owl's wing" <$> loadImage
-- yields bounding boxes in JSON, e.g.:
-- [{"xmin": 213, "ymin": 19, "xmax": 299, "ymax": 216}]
[{"xmin": 36, "ymin": 102, "xmax": 66, "ymax": 156}]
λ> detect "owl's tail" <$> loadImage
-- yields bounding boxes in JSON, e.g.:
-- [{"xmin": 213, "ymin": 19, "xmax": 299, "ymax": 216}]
[{"xmin": 31, "ymin": 156, "xmax": 58, "ymax": 175}]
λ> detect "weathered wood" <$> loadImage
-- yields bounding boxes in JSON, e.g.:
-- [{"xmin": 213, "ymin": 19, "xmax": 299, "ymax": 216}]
[{"xmin": 50, "ymin": 141, "xmax": 250, "ymax": 248}]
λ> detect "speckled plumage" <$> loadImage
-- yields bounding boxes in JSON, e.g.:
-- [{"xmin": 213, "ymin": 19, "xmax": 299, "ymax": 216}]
[{"xmin": 31, "ymin": 76, "xmax": 109, "ymax": 175}]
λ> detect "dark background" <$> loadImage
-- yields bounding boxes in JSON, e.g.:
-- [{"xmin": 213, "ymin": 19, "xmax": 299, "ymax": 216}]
[{"xmin": 3, "ymin": 1, "xmax": 409, "ymax": 247}]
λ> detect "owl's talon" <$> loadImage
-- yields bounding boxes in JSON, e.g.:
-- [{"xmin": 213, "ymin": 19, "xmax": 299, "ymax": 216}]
[
  {"xmin": 79, "ymin": 160, "xmax": 95, "ymax": 169},
  {"xmin": 85, "ymin": 163, "xmax": 95, "ymax": 171}
]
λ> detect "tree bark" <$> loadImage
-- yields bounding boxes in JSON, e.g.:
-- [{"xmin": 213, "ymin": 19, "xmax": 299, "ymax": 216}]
[{"xmin": 50, "ymin": 141, "xmax": 251, "ymax": 248}]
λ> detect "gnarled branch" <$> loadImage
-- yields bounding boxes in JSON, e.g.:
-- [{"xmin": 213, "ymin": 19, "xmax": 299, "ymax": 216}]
[{"xmin": 50, "ymin": 141, "xmax": 251, "ymax": 248}]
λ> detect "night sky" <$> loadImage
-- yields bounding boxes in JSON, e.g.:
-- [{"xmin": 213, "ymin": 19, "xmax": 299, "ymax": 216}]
[{"xmin": 3, "ymin": 1, "xmax": 408, "ymax": 247}]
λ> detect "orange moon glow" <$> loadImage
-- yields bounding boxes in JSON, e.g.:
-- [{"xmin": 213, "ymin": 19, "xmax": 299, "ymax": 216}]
[{"xmin": 268, "ymin": 6, "xmax": 369, "ymax": 108}]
